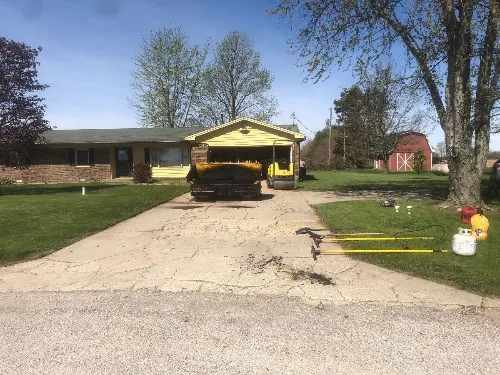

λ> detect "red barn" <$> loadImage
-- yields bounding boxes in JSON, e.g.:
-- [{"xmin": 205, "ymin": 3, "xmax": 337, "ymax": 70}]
[{"xmin": 373, "ymin": 132, "xmax": 434, "ymax": 171}]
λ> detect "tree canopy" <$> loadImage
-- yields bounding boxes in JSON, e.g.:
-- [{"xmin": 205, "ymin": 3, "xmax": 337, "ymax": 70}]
[
  {"xmin": 332, "ymin": 65, "xmax": 424, "ymax": 170},
  {"xmin": 130, "ymin": 29, "xmax": 279, "ymax": 128},
  {"xmin": 271, "ymin": 0, "xmax": 499, "ymax": 205},
  {"xmin": 197, "ymin": 31, "xmax": 279, "ymax": 126},
  {"xmin": 0, "ymin": 37, "xmax": 50, "ymax": 167},
  {"xmin": 129, "ymin": 27, "xmax": 208, "ymax": 128}
]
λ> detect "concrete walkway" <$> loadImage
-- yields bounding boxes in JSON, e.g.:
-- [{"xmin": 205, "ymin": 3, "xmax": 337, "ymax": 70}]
[{"xmin": 1, "ymin": 187, "xmax": 499, "ymax": 310}]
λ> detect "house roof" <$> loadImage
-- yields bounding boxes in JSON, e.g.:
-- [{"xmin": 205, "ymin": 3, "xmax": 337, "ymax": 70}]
[
  {"xmin": 184, "ymin": 117, "xmax": 306, "ymax": 141},
  {"xmin": 41, "ymin": 118, "xmax": 305, "ymax": 145},
  {"xmin": 42, "ymin": 127, "xmax": 203, "ymax": 144}
]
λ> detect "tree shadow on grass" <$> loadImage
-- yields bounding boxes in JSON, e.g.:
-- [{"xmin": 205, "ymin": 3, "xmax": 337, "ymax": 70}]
[
  {"xmin": 0, "ymin": 184, "xmax": 117, "ymax": 196},
  {"xmin": 302, "ymin": 174, "xmax": 319, "ymax": 181},
  {"xmin": 338, "ymin": 179, "xmax": 449, "ymax": 200}
]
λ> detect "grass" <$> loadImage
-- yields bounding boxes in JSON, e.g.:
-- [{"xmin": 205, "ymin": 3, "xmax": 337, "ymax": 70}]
[
  {"xmin": 307, "ymin": 169, "xmax": 500, "ymax": 296},
  {"xmin": 0, "ymin": 183, "xmax": 189, "ymax": 265}
]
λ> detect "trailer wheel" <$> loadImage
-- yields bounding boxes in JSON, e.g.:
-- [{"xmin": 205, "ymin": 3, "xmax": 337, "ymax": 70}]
[{"xmin": 273, "ymin": 180, "xmax": 294, "ymax": 190}]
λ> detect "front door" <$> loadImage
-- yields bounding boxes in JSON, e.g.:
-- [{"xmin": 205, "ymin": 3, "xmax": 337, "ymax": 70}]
[{"xmin": 116, "ymin": 148, "xmax": 133, "ymax": 177}]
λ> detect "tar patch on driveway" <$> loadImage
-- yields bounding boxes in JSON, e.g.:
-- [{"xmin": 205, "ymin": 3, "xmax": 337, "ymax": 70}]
[{"xmin": 245, "ymin": 254, "xmax": 335, "ymax": 285}]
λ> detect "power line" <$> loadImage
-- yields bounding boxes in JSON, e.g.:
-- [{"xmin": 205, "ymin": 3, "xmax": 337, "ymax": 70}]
[{"xmin": 291, "ymin": 113, "xmax": 316, "ymax": 134}]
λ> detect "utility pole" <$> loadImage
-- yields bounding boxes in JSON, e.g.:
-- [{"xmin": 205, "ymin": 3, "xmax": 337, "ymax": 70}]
[{"xmin": 328, "ymin": 107, "xmax": 332, "ymax": 165}]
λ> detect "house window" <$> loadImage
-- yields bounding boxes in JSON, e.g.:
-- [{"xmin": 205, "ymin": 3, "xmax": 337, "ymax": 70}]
[
  {"xmin": 151, "ymin": 147, "xmax": 189, "ymax": 167},
  {"xmin": 76, "ymin": 149, "xmax": 89, "ymax": 166}
]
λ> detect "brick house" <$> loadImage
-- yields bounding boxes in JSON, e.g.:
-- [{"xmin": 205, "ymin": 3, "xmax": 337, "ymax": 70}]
[
  {"xmin": 0, "ymin": 118, "xmax": 306, "ymax": 183},
  {"xmin": 373, "ymin": 132, "xmax": 434, "ymax": 171}
]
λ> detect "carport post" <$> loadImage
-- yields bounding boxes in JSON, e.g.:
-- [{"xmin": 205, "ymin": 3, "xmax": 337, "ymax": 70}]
[
  {"xmin": 272, "ymin": 142, "xmax": 276, "ymax": 186},
  {"xmin": 293, "ymin": 141, "xmax": 300, "ymax": 187}
]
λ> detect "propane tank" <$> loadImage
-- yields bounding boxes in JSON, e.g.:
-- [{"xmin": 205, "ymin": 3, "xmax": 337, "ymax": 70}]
[
  {"xmin": 452, "ymin": 228, "xmax": 477, "ymax": 256},
  {"xmin": 431, "ymin": 163, "xmax": 449, "ymax": 176},
  {"xmin": 461, "ymin": 206, "xmax": 477, "ymax": 224},
  {"xmin": 471, "ymin": 211, "xmax": 489, "ymax": 240}
]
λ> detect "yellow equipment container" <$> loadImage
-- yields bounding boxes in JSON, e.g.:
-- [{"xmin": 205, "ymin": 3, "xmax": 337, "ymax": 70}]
[
  {"xmin": 195, "ymin": 162, "xmax": 262, "ymax": 180},
  {"xmin": 186, "ymin": 162, "xmax": 262, "ymax": 200},
  {"xmin": 266, "ymin": 162, "xmax": 294, "ymax": 190},
  {"xmin": 471, "ymin": 213, "xmax": 489, "ymax": 240}
]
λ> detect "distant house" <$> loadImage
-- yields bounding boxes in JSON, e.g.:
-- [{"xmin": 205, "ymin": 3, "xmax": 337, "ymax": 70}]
[
  {"xmin": 0, "ymin": 118, "xmax": 306, "ymax": 183},
  {"xmin": 373, "ymin": 132, "xmax": 434, "ymax": 171}
]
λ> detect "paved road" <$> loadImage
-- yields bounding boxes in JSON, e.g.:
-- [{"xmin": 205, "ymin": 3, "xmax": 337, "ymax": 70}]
[
  {"xmin": 1, "ymin": 291, "xmax": 499, "ymax": 375},
  {"xmin": 1, "ymin": 187, "xmax": 500, "ymax": 374}
]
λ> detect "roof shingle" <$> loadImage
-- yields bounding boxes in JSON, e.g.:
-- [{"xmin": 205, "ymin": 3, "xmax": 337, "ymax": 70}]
[{"xmin": 42, "ymin": 124, "xmax": 304, "ymax": 144}]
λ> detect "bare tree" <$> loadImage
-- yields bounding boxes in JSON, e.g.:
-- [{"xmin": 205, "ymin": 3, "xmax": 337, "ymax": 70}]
[
  {"xmin": 196, "ymin": 31, "xmax": 279, "ymax": 125},
  {"xmin": 436, "ymin": 141, "xmax": 447, "ymax": 158},
  {"xmin": 363, "ymin": 65, "xmax": 425, "ymax": 172},
  {"xmin": 129, "ymin": 27, "xmax": 208, "ymax": 128},
  {"xmin": 271, "ymin": 1, "xmax": 500, "ymax": 206},
  {"xmin": 333, "ymin": 66, "xmax": 424, "ymax": 171}
]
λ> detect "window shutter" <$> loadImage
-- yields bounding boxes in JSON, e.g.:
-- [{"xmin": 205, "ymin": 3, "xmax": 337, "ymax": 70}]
[
  {"xmin": 144, "ymin": 148, "xmax": 150, "ymax": 164},
  {"xmin": 68, "ymin": 149, "xmax": 75, "ymax": 165},
  {"xmin": 89, "ymin": 148, "xmax": 95, "ymax": 166}
]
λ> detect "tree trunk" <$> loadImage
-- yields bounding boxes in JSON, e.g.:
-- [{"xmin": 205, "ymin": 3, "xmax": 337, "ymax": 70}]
[
  {"xmin": 441, "ymin": 3, "xmax": 483, "ymax": 207},
  {"xmin": 383, "ymin": 154, "xmax": 389, "ymax": 174},
  {"xmin": 446, "ymin": 149, "xmax": 483, "ymax": 206}
]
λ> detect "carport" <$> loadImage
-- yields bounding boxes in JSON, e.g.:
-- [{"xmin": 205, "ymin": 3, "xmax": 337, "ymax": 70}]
[
  {"xmin": 185, "ymin": 118, "xmax": 306, "ymax": 181},
  {"xmin": 208, "ymin": 146, "xmax": 291, "ymax": 178}
]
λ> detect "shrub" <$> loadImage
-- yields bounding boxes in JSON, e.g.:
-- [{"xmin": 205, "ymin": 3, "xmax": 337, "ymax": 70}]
[
  {"xmin": 132, "ymin": 163, "xmax": 153, "ymax": 183},
  {"xmin": 330, "ymin": 157, "xmax": 348, "ymax": 170},
  {"xmin": 413, "ymin": 148, "xmax": 427, "ymax": 176},
  {"xmin": 0, "ymin": 177, "xmax": 14, "ymax": 185}
]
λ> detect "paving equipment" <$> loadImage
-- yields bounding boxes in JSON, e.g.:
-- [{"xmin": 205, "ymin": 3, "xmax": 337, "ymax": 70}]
[
  {"xmin": 312, "ymin": 236, "xmax": 434, "ymax": 248},
  {"xmin": 311, "ymin": 246, "xmax": 448, "ymax": 260},
  {"xmin": 266, "ymin": 140, "xmax": 295, "ymax": 190},
  {"xmin": 186, "ymin": 162, "xmax": 262, "ymax": 200}
]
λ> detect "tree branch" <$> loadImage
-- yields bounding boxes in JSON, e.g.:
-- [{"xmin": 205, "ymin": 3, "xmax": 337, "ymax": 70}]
[{"xmin": 370, "ymin": 2, "xmax": 447, "ymax": 128}]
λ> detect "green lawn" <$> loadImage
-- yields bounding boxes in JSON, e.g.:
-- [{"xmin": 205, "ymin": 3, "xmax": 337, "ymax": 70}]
[
  {"xmin": 305, "ymin": 170, "xmax": 500, "ymax": 296},
  {"xmin": 0, "ymin": 183, "xmax": 189, "ymax": 265}
]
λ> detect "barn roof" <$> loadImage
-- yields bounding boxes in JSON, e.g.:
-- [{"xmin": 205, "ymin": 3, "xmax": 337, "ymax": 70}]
[{"xmin": 373, "ymin": 132, "xmax": 433, "ymax": 154}]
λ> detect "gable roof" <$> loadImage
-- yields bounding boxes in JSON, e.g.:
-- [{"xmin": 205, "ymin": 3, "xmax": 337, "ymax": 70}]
[
  {"xmin": 184, "ymin": 117, "xmax": 306, "ymax": 141},
  {"xmin": 373, "ymin": 131, "xmax": 432, "ymax": 154}
]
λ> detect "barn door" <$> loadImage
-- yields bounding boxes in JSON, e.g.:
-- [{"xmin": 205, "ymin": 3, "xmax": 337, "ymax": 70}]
[{"xmin": 396, "ymin": 153, "xmax": 413, "ymax": 171}]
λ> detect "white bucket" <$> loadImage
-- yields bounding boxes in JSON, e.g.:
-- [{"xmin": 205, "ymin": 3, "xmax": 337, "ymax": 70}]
[{"xmin": 452, "ymin": 228, "xmax": 477, "ymax": 256}]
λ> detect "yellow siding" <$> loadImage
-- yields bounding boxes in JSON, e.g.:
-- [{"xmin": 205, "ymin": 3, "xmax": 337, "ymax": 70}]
[
  {"xmin": 195, "ymin": 121, "xmax": 294, "ymax": 147},
  {"xmin": 133, "ymin": 146, "xmax": 145, "ymax": 164},
  {"xmin": 152, "ymin": 166, "xmax": 190, "ymax": 178}
]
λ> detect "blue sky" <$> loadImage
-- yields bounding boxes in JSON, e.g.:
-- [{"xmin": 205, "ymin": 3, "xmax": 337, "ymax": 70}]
[{"xmin": 1, "ymin": 0, "xmax": 499, "ymax": 150}]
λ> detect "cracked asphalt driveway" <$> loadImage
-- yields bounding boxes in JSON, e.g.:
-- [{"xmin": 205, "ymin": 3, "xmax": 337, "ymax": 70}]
[{"xmin": 1, "ymin": 187, "xmax": 499, "ymax": 309}]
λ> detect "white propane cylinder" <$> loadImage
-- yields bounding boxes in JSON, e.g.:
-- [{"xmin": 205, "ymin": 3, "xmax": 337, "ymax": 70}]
[
  {"xmin": 432, "ymin": 163, "xmax": 449, "ymax": 176},
  {"xmin": 452, "ymin": 228, "xmax": 477, "ymax": 256}
]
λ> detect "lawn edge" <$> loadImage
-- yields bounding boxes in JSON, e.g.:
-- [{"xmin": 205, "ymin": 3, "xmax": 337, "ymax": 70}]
[{"xmin": 0, "ymin": 188, "xmax": 189, "ymax": 267}]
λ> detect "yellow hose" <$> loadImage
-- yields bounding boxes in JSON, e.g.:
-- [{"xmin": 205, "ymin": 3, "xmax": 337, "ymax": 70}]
[
  {"xmin": 327, "ymin": 233, "xmax": 385, "ymax": 236},
  {"xmin": 320, "ymin": 237, "xmax": 435, "ymax": 242}
]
